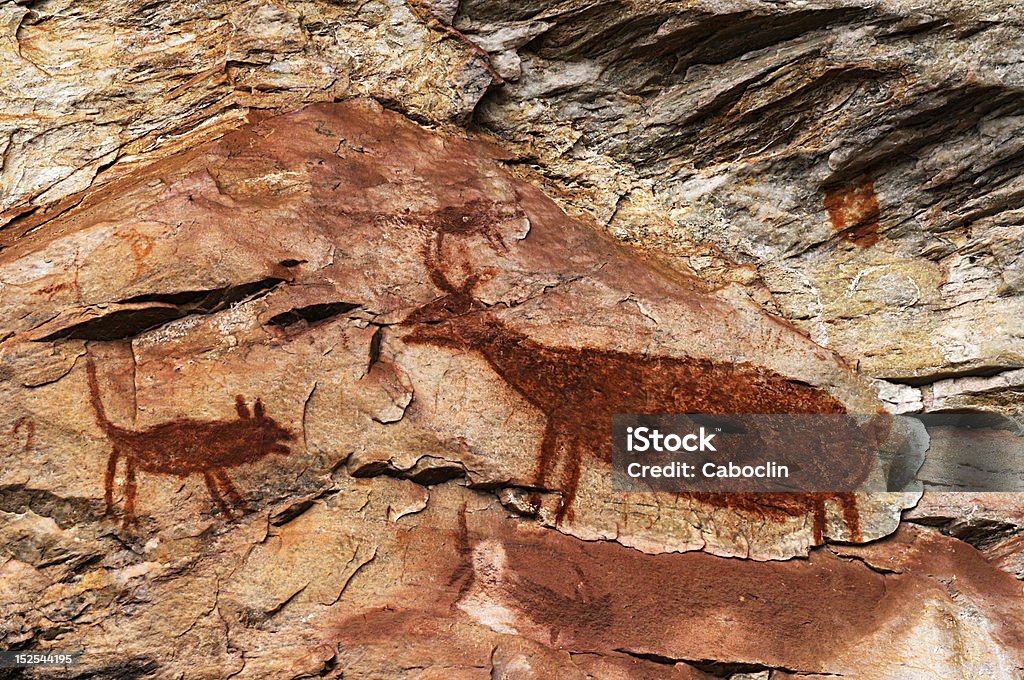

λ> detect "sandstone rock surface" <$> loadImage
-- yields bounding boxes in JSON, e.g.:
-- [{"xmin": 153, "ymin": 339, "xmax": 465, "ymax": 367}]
[{"xmin": 1, "ymin": 99, "xmax": 915, "ymax": 561}]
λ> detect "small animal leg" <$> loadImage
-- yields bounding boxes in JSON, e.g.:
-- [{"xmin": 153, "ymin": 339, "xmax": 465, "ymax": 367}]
[
  {"xmin": 214, "ymin": 470, "xmax": 249, "ymax": 514},
  {"xmin": 104, "ymin": 449, "xmax": 120, "ymax": 516},
  {"xmin": 122, "ymin": 455, "xmax": 138, "ymax": 530},
  {"xmin": 204, "ymin": 471, "xmax": 234, "ymax": 518}
]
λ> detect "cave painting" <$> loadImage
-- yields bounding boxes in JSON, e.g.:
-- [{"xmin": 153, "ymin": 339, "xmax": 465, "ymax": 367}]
[
  {"xmin": 9, "ymin": 416, "xmax": 34, "ymax": 452},
  {"xmin": 403, "ymin": 201, "xmax": 878, "ymax": 542},
  {"xmin": 86, "ymin": 353, "xmax": 293, "ymax": 529}
]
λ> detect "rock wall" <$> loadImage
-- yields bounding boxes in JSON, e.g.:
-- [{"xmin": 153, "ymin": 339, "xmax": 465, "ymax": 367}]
[{"xmin": 1, "ymin": 1, "xmax": 1022, "ymax": 678}]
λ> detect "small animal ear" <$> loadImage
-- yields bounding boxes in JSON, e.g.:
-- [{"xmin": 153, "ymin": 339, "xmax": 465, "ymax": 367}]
[
  {"xmin": 235, "ymin": 395, "xmax": 250, "ymax": 419},
  {"xmin": 254, "ymin": 398, "xmax": 265, "ymax": 420}
]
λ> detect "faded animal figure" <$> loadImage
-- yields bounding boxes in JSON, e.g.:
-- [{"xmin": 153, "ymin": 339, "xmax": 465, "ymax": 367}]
[
  {"xmin": 9, "ymin": 416, "xmax": 34, "ymax": 452},
  {"xmin": 85, "ymin": 353, "xmax": 293, "ymax": 529},
  {"xmin": 403, "ymin": 201, "xmax": 869, "ymax": 543}
]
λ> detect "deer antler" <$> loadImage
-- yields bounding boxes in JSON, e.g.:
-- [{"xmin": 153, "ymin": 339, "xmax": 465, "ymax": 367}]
[
  {"xmin": 425, "ymin": 202, "xmax": 510, "ymax": 293},
  {"xmin": 405, "ymin": 203, "xmax": 510, "ymax": 326}
]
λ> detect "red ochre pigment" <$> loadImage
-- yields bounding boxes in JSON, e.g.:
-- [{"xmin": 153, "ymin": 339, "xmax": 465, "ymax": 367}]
[
  {"xmin": 404, "ymin": 202, "xmax": 869, "ymax": 543},
  {"xmin": 824, "ymin": 175, "xmax": 881, "ymax": 247}
]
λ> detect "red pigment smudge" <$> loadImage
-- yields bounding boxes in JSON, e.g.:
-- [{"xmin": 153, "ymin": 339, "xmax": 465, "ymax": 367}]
[{"xmin": 824, "ymin": 175, "xmax": 881, "ymax": 247}]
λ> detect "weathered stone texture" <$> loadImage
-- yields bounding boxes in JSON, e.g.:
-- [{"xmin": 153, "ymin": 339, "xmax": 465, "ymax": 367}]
[
  {"xmin": 463, "ymin": 0, "xmax": 1024, "ymax": 405},
  {"xmin": 1, "ymin": 101, "xmax": 914, "ymax": 560}
]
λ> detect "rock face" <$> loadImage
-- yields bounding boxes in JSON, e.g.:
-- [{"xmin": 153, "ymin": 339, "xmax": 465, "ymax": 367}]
[
  {"xmin": 1, "ymin": 1, "xmax": 1022, "ymax": 678},
  {"xmin": 0, "ymin": 99, "xmax": 914, "ymax": 560},
  {"xmin": 465, "ymin": 0, "xmax": 1024, "ymax": 397}
]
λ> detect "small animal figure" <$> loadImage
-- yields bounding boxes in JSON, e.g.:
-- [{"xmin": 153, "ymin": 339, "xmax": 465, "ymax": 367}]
[
  {"xmin": 10, "ymin": 416, "xmax": 34, "ymax": 451},
  {"xmin": 86, "ymin": 355, "xmax": 293, "ymax": 528}
]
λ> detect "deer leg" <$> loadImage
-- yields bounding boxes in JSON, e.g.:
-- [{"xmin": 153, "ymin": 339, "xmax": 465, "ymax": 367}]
[
  {"xmin": 104, "ymin": 448, "xmax": 120, "ymax": 516},
  {"xmin": 554, "ymin": 442, "xmax": 584, "ymax": 525},
  {"xmin": 203, "ymin": 471, "xmax": 234, "ymax": 518},
  {"xmin": 811, "ymin": 497, "xmax": 826, "ymax": 545},
  {"xmin": 533, "ymin": 422, "xmax": 560, "ymax": 490},
  {"xmin": 838, "ymin": 493, "xmax": 862, "ymax": 543},
  {"xmin": 215, "ymin": 470, "xmax": 249, "ymax": 514},
  {"xmin": 122, "ymin": 455, "xmax": 138, "ymax": 530},
  {"xmin": 530, "ymin": 423, "xmax": 560, "ymax": 515}
]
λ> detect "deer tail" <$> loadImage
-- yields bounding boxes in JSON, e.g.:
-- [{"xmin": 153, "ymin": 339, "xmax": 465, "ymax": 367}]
[{"xmin": 85, "ymin": 353, "xmax": 116, "ymax": 436}]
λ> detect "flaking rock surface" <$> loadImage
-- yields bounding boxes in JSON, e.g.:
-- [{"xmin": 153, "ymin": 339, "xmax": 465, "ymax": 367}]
[
  {"xmin": 0, "ymin": 97, "xmax": 1020, "ymax": 680},
  {"xmin": 2, "ymin": 99, "xmax": 909, "ymax": 559}
]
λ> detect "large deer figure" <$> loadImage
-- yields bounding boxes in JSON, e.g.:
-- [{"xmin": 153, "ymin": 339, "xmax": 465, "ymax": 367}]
[
  {"xmin": 402, "ymin": 200, "xmax": 875, "ymax": 543},
  {"xmin": 86, "ymin": 352, "xmax": 294, "ymax": 529}
]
